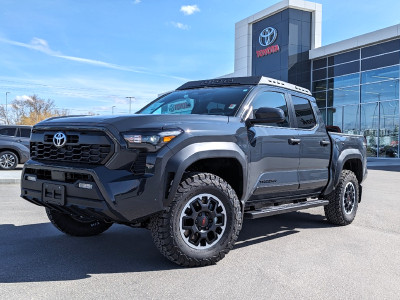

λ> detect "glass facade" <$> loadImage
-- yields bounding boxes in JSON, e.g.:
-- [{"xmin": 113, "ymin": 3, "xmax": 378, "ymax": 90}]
[{"xmin": 312, "ymin": 39, "xmax": 400, "ymax": 158}]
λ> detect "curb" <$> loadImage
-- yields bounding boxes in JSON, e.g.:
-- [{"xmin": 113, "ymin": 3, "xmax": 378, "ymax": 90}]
[{"xmin": 0, "ymin": 179, "xmax": 21, "ymax": 184}]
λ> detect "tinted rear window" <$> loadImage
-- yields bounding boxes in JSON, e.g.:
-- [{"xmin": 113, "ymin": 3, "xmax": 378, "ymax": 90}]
[
  {"xmin": 0, "ymin": 128, "xmax": 16, "ymax": 136},
  {"xmin": 292, "ymin": 96, "xmax": 317, "ymax": 129},
  {"xmin": 19, "ymin": 128, "xmax": 32, "ymax": 138}
]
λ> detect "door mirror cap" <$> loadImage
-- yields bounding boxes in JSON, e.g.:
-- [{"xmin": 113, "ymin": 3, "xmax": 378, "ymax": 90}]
[{"xmin": 247, "ymin": 107, "xmax": 285, "ymax": 125}]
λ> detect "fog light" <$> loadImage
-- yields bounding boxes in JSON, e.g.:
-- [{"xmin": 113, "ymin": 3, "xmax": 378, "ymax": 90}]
[
  {"xmin": 26, "ymin": 175, "xmax": 37, "ymax": 182},
  {"xmin": 78, "ymin": 182, "xmax": 93, "ymax": 190}
]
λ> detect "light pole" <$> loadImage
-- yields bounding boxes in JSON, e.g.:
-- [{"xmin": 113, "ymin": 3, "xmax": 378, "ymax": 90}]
[
  {"xmin": 5, "ymin": 92, "xmax": 10, "ymax": 125},
  {"xmin": 126, "ymin": 96, "xmax": 135, "ymax": 114},
  {"xmin": 112, "ymin": 106, "xmax": 116, "ymax": 115}
]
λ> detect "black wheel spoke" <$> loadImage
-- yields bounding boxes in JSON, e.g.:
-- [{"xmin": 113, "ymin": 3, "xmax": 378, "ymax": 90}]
[
  {"xmin": 215, "ymin": 213, "xmax": 225, "ymax": 226},
  {"xmin": 343, "ymin": 182, "xmax": 356, "ymax": 214},
  {"xmin": 179, "ymin": 193, "xmax": 227, "ymax": 250},
  {"xmin": 181, "ymin": 216, "xmax": 194, "ymax": 230}
]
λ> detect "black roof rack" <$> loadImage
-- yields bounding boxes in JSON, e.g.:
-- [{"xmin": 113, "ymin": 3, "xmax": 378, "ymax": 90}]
[
  {"xmin": 176, "ymin": 76, "xmax": 263, "ymax": 90},
  {"xmin": 176, "ymin": 76, "xmax": 311, "ymax": 95}
]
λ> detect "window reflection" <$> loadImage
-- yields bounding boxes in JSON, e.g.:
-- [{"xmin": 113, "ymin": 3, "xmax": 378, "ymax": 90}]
[
  {"xmin": 361, "ymin": 51, "xmax": 400, "ymax": 71},
  {"xmin": 312, "ymin": 80, "xmax": 327, "ymax": 92},
  {"xmin": 312, "ymin": 43, "xmax": 400, "ymax": 158},
  {"xmin": 379, "ymin": 101, "xmax": 399, "ymax": 158},
  {"xmin": 313, "ymin": 58, "xmax": 327, "ymax": 70},
  {"xmin": 327, "ymin": 87, "xmax": 359, "ymax": 106},
  {"xmin": 313, "ymin": 68, "xmax": 327, "ymax": 81},
  {"xmin": 362, "ymin": 39, "xmax": 400, "ymax": 58},
  {"xmin": 328, "ymin": 49, "xmax": 359, "ymax": 66},
  {"xmin": 328, "ymin": 61, "xmax": 359, "ymax": 77},
  {"xmin": 313, "ymin": 91, "xmax": 327, "ymax": 108},
  {"xmin": 328, "ymin": 73, "xmax": 359, "ymax": 89},
  {"xmin": 361, "ymin": 80, "xmax": 399, "ymax": 103},
  {"xmin": 343, "ymin": 105, "xmax": 360, "ymax": 135},
  {"xmin": 326, "ymin": 107, "xmax": 342, "ymax": 129},
  {"xmin": 361, "ymin": 103, "xmax": 379, "ymax": 157},
  {"xmin": 361, "ymin": 65, "xmax": 399, "ymax": 84}
]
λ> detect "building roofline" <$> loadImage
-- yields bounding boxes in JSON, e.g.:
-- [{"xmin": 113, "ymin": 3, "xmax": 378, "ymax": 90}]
[
  {"xmin": 309, "ymin": 24, "xmax": 400, "ymax": 59},
  {"xmin": 235, "ymin": 0, "xmax": 321, "ymax": 27},
  {"xmin": 234, "ymin": 0, "xmax": 322, "ymax": 77}
]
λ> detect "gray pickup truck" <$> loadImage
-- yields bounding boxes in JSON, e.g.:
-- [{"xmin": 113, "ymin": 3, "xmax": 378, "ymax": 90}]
[{"xmin": 21, "ymin": 76, "xmax": 367, "ymax": 267}]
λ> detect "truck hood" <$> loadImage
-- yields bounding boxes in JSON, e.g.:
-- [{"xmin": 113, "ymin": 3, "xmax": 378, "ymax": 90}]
[{"xmin": 35, "ymin": 114, "xmax": 233, "ymax": 132}]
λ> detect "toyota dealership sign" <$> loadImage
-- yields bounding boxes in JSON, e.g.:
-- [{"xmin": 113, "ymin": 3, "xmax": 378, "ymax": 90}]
[
  {"xmin": 259, "ymin": 27, "xmax": 278, "ymax": 46},
  {"xmin": 256, "ymin": 27, "xmax": 280, "ymax": 58}
]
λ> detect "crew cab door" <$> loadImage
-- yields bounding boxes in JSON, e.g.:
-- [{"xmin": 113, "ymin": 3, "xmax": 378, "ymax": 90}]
[
  {"xmin": 290, "ymin": 95, "xmax": 330, "ymax": 194},
  {"xmin": 247, "ymin": 89, "xmax": 300, "ymax": 201},
  {"xmin": 16, "ymin": 127, "xmax": 31, "ymax": 148}
]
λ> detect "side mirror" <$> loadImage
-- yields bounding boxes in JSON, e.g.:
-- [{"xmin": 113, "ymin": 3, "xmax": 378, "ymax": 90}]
[{"xmin": 247, "ymin": 107, "xmax": 285, "ymax": 125}]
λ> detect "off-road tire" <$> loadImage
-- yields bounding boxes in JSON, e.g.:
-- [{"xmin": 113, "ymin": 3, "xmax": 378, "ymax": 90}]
[
  {"xmin": 150, "ymin": 173, "xmax": 242, "ymax": 267},
  {"xmin": 46, "ymin": 208, "xmax": 112, "ymax": 237},
  {"xmin": 0, "ymin": 151, "xmax": 18, "ymax": 170},
  {"xmin": 324, "ymin": 170, "xmax": 359, "ymax": 226}
]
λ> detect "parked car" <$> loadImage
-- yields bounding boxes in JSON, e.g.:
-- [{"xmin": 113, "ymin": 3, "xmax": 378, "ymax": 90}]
[
  {"xmin": 0, "ymin": 125, "xmax": 31, "ymax": 170},
  {"xmin": 20, "ymin": 76, "xmax": 367, "ymax": 267}
]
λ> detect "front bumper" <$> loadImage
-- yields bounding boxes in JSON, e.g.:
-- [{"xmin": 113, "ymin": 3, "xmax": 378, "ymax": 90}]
[{"xmin": 21, "ymin": 160, "xmax": 164, "ymax": 223}]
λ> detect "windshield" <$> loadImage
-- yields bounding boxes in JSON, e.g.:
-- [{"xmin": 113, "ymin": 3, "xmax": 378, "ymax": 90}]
[{"xmin": 138, "ymin": 86, "xmax": 253, "ymax": 116}]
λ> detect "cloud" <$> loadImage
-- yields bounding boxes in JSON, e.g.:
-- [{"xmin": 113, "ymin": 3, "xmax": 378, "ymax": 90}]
[
  {"xmin": 0, "ymin": 37, "xmax": 132, "ymax": 71},
  {"xmin": 0, "ymin": 37, "xmax": 190, "ymax": 81},
  {"xmin": 133, "ymin": 0, "xmax": 141, "ymax": 4},
  {"xmin": 180, "ymin": 5, "xmax": 200, "ymax": 15},
  {"xmin": 15, "ymin": 95, "xmax": 33, "ymax": 101},
  {"xmin": 171, "ymin": 22, "xmax": 190, "ymax": 30}
]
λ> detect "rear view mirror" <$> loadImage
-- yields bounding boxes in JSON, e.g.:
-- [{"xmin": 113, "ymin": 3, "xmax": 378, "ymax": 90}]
[{"xmin": 248, "ymin": 107, "xmax": 285, "ymax": 125}]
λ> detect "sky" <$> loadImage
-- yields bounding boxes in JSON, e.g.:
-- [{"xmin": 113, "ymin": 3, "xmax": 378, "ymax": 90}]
[{"xmin": 1, "ymin": 0, "xmax": 400, "ymax": 115}]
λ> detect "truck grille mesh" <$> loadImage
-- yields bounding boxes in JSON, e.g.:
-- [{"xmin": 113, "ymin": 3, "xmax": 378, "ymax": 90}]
[{"xmin": 30, "ymin": 131, "xmax": 113, "ymax": 165}]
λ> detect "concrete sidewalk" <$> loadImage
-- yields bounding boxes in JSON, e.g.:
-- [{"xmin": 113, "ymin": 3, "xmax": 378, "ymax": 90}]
[
  {"xmin": 366, "ymin": 158, "xmax": 400, "ymax": 171},
  {"xmin": 1, "ymin": 159, "xmax": 400, "ymax": 184},
  {"xmin": 0, "ymin": 166, "xmax": 23, "ymax": 184}
]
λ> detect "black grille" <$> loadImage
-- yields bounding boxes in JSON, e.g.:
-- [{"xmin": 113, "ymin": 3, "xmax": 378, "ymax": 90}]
[
  {"xmin": 30, "ymin": 130, "xmax": 113, "ymax": 165},
  {"xmin": 31, "ymin": 143, "xmax": 111, "ymax": 164},
  {"xmin": 24, "ymin": 168, "xmax": 94, "ymax": 183},
  {"xmin": 131, "ymin": 152, "xmax": 147, "ymax": 175},
  {"xmin": 25, "ymin": 168, "xmax": 52, "ymax": 180},
  {"xmin": 65, "ymin": 172, "xmax": 94, "ymax": 183}
]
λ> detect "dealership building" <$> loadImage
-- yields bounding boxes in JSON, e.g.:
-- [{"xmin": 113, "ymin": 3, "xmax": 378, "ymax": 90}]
[{"xmin": 230, "ymin": 0, "xmax": 400, "ymax": 158}]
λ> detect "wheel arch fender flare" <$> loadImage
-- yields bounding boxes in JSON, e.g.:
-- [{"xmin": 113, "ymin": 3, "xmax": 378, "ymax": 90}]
[
  {"xmin": 163, "ymin": 142, "xmax": 248, "ymax": 207},
  {"xmin": 332, "ymin": 149, "xmax": 364, "ymax": 190},
  {"xmin": 0, "ymin": 146, "xmax": 21, "ymax": 160}
]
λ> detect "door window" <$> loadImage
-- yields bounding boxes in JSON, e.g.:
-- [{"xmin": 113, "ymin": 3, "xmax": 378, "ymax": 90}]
[
  {"xmin": 292, "ymin": 96, "xmax": 317, "ymax": 129},
  {"xmin": 0, "ymin": 127, "xmax": 16, "ymax": 136},
  {"xmin": 250, "ymin": 91, "xmax": 290, "ymax": 127},
  {"xmin": 17, "ymin": 128, "xmax": 32, "ymax": 138}
]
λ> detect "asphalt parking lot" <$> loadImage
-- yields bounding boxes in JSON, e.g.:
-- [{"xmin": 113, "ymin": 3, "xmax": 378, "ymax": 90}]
[{"xmin": 0, "ymin": 169, "xmax": 399, "ymax": 299}]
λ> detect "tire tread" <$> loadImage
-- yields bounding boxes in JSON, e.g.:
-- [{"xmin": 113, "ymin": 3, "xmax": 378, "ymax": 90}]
[
  {"xmin": 324, "ymin": 170, "xmax": 359, "ymax": 226},
  {"xmin": 150, "ymin": 172, "xmax": 242, "ymax": 267},
  {"xmin": 46, "ymin": 208, "xmax": 112, "ymax": 237}
]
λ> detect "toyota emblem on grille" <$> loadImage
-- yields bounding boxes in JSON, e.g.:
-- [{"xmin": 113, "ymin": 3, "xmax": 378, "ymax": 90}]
[
  {"xmin": 53, "ymin": 132, "xmax": 67, "ymax": 148},
  {"xmin": 259, "ymin": 27, "xmax": 278, "ymax": 47}
]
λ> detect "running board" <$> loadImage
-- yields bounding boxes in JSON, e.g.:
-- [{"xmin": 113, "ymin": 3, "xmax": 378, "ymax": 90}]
[{"xmin": 244, "ymin": 199, "xmax": 329, "ymax": 219}]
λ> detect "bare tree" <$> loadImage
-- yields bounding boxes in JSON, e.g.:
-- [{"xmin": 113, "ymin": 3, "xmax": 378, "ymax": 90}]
[{"xmin": 0, "ymin": 95, "xmax": 68, "ymax": 125}]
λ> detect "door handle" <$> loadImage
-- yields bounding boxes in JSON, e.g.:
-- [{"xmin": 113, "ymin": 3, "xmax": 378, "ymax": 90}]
[
  {"xmin": 320, "ymin": 140, "xmax": 330, "ymax": 147},
  {"xmin": 288, "ymin": 138, "xmax": 301, "ymax": 145}
]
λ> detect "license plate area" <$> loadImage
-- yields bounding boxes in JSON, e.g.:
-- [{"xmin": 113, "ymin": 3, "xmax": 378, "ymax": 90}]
[{"xmin": 43, "ymin": 183, "xmax": 65, "ymax": 205}]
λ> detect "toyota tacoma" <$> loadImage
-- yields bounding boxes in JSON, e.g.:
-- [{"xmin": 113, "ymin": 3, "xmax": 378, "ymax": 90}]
[{"xmin": 20, "ymin": 76, "xmax": 367, "ymax": 267}]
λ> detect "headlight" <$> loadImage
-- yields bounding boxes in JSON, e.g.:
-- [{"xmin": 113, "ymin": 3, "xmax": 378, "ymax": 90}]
[{"xmin": 123, "ymin": 129, "xmax": 183, "ymax": 152}]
